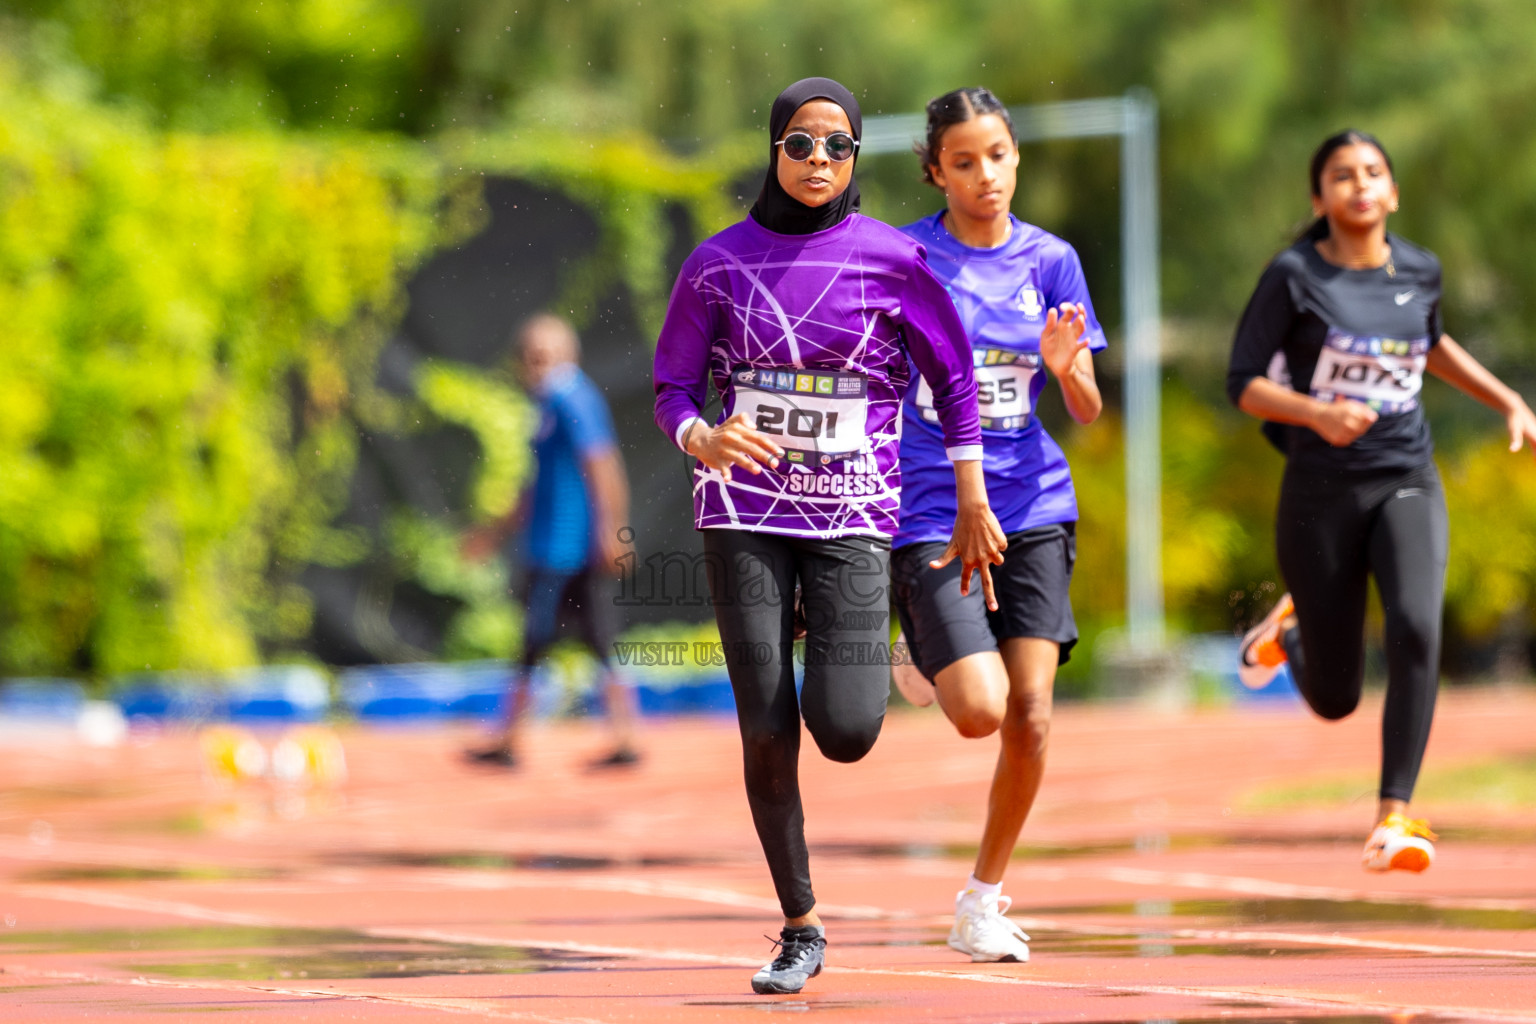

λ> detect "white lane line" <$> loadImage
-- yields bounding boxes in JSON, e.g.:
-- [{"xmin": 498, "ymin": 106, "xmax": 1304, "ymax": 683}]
[
  {"xmin": 417, "ymin": 870, "xmax": 1536, "ymax": 957},
  {"xmin": 15, "ymin": 882, "xmax": 1536, "ymax": 1023},
  {"xmin": 10, "ymin": 833, "xmax": 1536, "ymax": 914},
  {"xmin": 414, "ymin": 870, "xmax": 909, "ymax": 920},
  {"xmin": 0, "ymin": 835, "xmax": 268, "ymax": 871},
  {"xmin": 0, "ymin": 963, "xmax": 605, "ymax": 1023},
  {"xmin": 27, "ymin": 872, "xmax": 1534, "ymax": 963},
  {"xmin": 427, "ymin": 858, "xmax": 1536, "ymax": 918},
  {"xmin": 1070, "ymin": 864, "xmax": 1536, "ymax": 912},
  {"xmin": 1086, "ymin": 864, "xmax": 1438, "ymax": 902},
  {"xmin": 364, "ymin": 929, "xmax": 1536, "ymax": 1024},
  {"xmin": 365, "ymin": 926, "xmax": 761, "ymax": 968},
  {"xmin": 13, "ymin": 885, "xmax": 274, "ymax": 927},
  {"xmin": 1009, "ymin": 915, "xmax": 1536, "ymax": 961}
]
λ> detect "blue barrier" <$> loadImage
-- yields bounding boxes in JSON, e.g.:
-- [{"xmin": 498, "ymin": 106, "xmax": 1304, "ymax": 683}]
[
  {"xmin": 114, "ymin": 675, "xmax": 225, "ymax": 721},
  {"xmin": 1249, "ymin": 661, "xmax": 1300, "ymax": 702},
  {"xmin": 226, "ymin": 666, "xmax": 329, "ymax": 722},
  {"xmin": 636, "ymin": 676, "xmax": 736, "ymax": 716},
  {"xmin": 1184, "ymin": 633, "xmax": 1300, "ymax": 703},
  {"xmin": 0, "ymin": 678, "xmax": 86, "ymax": 721},
  {"xmin": 442, "ymin": 662, "xmax": 517, "ymax": 717},
  {"xmin": 5, "ymin": 662, "xmax": 738, "ymax": 725},
  {"xmin": 110, "ymin": 667, "xmax": 328, "ymax": 723},
  {"xmin": 338, "ymin": 660, "xmax": 512, "ymax": 721}
]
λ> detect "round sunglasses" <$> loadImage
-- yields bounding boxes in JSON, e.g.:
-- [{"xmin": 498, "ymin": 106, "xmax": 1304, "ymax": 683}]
[{"xmin": 775, "ymin": 132, "xmax": 859, "ymax": 163}]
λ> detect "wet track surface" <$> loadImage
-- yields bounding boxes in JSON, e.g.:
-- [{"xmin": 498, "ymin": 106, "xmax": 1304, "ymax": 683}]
[{"xmin": 3, "ymin": 688, "xmax": 1536, "ymax": 1021}]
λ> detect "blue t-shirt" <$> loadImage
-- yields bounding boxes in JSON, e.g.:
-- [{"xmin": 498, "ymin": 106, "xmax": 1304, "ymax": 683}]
[
  {"xmin": 525, "ymin": 365, "xmax": 617, "ymax": 571},
  {"xmin": 894, "ymin": 213, "xmax": 1107, "ymax": 548}
]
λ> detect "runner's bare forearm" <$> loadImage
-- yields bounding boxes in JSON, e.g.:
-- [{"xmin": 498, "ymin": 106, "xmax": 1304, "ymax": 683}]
[
  {"xmin": 1057, "ymin": 347, "xmax": 1102, "ymax": 424},
  {"xmin": 1427, "ymin": 335, "xmax": 1524, "ymax": 415},
  {"xmin": 1238, "ymin": 376, "xmax": 1325, "ymax": 430},
  {"xmin": 582, "ymin": 448, "xmax": 631, "ymax": 544}
]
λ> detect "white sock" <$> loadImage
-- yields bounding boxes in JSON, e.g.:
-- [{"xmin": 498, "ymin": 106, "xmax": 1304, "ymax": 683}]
[{"xmin": 963, "ymin": 874, "xmax": 1002, "ymax": 899}]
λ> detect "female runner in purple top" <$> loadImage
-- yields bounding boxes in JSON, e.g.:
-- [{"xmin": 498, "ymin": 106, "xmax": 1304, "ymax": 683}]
[
  {"xmin": 891, "ymin": 88, "xmax": 1107, "ymax": 964},
  {"xmin": 653, "ymin": 77, "xmax": 1006, "ymax": 994}
]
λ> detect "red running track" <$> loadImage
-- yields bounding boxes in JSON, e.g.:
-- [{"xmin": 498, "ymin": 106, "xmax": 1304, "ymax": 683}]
[{"xmin": 3, "ymin": 686, "xmax": 1536, "ymax": 1021}]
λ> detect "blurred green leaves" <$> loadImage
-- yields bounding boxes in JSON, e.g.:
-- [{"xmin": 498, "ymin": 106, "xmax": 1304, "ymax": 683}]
[
  {"xmin": 0, "ymin": 36, "xmax": 449, "ymax": 673},
  {"xmin": 0, "ymin": 11, "xmax": 760, "ymax": 676},
  {"xmin": 8, "ymin": 0, "xmax": 1536, "ymax": 678},
  {"xmin": 415, "ymin": 361, "xmax": 533, "ymax": 522}
]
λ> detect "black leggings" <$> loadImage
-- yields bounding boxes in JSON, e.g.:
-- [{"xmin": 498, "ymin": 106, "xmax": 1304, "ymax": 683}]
[
  {"xmin": 1275, "ymin": 462, "xmax": 1448, "ymax": 803},
  {"xmin": 702, "ymin": 529, "xmax": 891, "ymax": 918}
]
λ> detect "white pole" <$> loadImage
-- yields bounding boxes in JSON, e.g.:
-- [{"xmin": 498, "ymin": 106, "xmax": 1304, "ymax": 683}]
[{"xmin": 1121, "ymin": 89, "xmax": 1165, "ymax": 652}]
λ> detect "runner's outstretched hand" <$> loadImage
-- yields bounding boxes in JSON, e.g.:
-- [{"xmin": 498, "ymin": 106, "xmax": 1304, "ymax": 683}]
[
  {"xmin": 1039, "ymin": 302, "xmax": 1089, "ymax": 380},
  {"xmin": 597, "ymin": 527, "xmax": 636, "ymax": 578},
  {"xmin": 1311, "ymin": 394, "xmax": 1378, "ymax": 447},
  {"xmin": 930, "ymin": 461, "xmax": 1007, "ymax": 611},
  {"xmin": 686, "ymin": 413, "xmax": 784, "ymax": 481},
  {"xmin": 1505, "ymin": 396, "xmax": 1536, "ymax": 456}
]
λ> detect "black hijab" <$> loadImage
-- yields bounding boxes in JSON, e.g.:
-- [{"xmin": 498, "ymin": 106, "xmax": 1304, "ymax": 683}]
[{"xmin": 750, "ymin": 77, "xmax": 862, "ymax": 235}]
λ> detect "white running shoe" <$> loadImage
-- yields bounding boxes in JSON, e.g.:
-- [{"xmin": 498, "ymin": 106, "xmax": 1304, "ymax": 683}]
[
  {"xmin": 891, "ymin": 630, "xmax": 936, "ymax": 708},
  {"xmin": 948, "ymin": 889, "xmax": 1031, "ymax": 963},
  {"xmin": 1237, "ymin": 592, "xmax": 1294, "ymax": 690},
  {"xmin": 1362, "ymin": 813, "xmax": 1437, "ymax": 873}
]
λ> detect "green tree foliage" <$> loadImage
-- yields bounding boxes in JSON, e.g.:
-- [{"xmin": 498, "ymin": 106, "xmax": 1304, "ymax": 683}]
[
  {"xmin": 0, "ymin": 17, "xmax": 761, "ymax": 676},
  {"xmin": 8, "ymin": 0, "xmax": 429, "ymax": 130},
  {"xmin": 8, "ymin": 1, "xmax": 1536, "ymax": 676},
  {"xmin": 1443, "ymin": 439, "xmax": 1536, "ymax": 639},
  {"xmin": 0, "ymin": 39, "xmax": 449, "ymax": 673},
  {"xmin": 24, "ymin": 0, "xmax": 1536, "ymax": 360}
]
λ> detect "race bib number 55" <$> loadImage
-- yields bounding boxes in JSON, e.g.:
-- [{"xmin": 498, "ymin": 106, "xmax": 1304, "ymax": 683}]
[
  {"xmin": 729, "ymin": 366, "xmax": 870, "ymax": 467},
  {"xmin": 914, "ymin": 348, "xmax": 1039, "ymax": 431},
  {"xmin": 1308, "ymin": 328, "xmax": 1430, "ymax": 415}
]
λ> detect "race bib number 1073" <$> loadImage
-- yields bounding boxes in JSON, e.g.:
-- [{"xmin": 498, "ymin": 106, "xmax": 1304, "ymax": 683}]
[
  {"xmin": 729, "ymin": 365, "xmax": 870, "ymax": 467},
  {"xmin": 1308, "ymin": 328, "xmax": 1430, "ymax": 415}
]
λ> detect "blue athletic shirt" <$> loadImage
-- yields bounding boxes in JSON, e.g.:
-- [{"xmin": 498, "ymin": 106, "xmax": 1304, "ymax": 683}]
[
  {"xmin": 894, "ymin": 212, "xmax": 1107, "ymax": 548},
  {"xmin": 524, "ymin": 364, "xmax": 617, "ymax": 571}
]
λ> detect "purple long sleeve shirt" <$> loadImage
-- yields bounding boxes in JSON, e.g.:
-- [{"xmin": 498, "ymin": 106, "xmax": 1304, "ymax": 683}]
[{"xmin": 654, "ymin": 213, "xmax": 982, "ymax": 538}]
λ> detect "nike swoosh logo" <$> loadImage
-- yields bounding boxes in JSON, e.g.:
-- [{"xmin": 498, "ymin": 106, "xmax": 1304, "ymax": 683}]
[{"xmin": 1395, "ymin": 291, "xmax": 1415, "ymax": 305}]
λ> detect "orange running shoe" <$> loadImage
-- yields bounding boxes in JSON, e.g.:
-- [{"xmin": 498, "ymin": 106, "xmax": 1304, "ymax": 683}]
[
  {"xmin": 1238, "ymin": 592, "xmax": 1294, "ymax": 690},
  {"xmin": 1362, "ymin": 813, "xmax": 1438, "ymax": 873}
]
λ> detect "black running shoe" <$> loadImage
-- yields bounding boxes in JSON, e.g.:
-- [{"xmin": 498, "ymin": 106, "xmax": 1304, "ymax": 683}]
[
  {"xmin": 751, "ymin": 925, "xmax": 825, "ymax": 994},
  {"xmin": 588, "ymin": 747, "xmax": 641, "ymax": 770},
  {"xmin": 463, "ymin": 744, "xmax": 517, "ymax": 768}
]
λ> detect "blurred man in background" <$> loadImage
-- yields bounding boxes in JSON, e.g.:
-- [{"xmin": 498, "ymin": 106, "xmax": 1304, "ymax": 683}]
[{"xmin": 462, "ymin": 313, "xmax": 640, "ymax": 769}]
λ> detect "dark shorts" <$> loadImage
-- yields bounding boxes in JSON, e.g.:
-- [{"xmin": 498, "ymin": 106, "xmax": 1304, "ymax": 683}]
[
  {"xmin": 892, "ymin": 522, "xmax": 1077, "ymax": 679},
  {"xmin": 520, "ymin": 565, "xmax": 617, "ymax": 668}
]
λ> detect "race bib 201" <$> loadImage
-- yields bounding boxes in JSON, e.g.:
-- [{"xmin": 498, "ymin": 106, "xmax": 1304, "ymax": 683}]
[
  {"xmin": 1308, "ymin": 328, "xmax": 1430, "ymax": 415},
  {"xmin": 729, "ymin": 365, "xmax": 870, "ymax": 467},
  {"xmin": 915, "ymin": 348, "xmax": 1039, "ymax": 431}
]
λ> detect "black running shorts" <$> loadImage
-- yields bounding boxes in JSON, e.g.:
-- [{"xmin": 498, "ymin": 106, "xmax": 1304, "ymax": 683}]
[
  {"xmin": 520, "ymin": 565, "xmax": 617, "ymax": 669},
  {"xmin": 892, "ymin": 522, "xmax": 1077, "ymax": 679}
]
